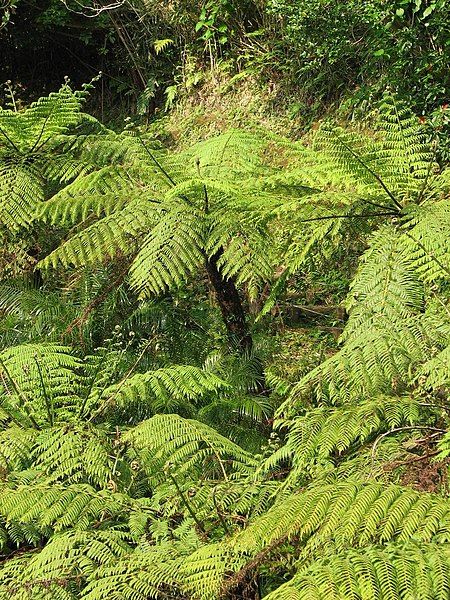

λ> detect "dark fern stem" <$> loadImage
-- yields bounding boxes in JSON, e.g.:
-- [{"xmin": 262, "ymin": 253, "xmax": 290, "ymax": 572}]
[
  {"xmin": 205, "ymin": 250, "xmax": 268, "ymax": 395},
  {"xmin": 205, "ymin": 249, "xmax": 253, "ymax": 355}
]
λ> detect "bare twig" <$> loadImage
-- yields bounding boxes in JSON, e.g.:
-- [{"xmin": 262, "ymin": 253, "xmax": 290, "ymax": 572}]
[{"xmin": 59, "ymin": 0, "xmax": 126, "ymax": 18}]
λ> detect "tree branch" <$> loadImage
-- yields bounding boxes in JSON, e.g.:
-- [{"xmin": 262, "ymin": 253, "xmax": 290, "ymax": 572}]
[{"xmin": 59, "ymin": 0, "xmax": 126, "ymax": 18}]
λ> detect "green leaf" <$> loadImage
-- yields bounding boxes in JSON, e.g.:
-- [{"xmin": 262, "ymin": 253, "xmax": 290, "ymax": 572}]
[{"xmin": 422, "ymin": 4, "xmax": 436, "ymax": 18}]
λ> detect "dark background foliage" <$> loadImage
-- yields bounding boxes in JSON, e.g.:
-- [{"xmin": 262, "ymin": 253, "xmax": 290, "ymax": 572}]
[{"xmin": 2, "ymin": 0, "xmax": 448, "ymax": 119}]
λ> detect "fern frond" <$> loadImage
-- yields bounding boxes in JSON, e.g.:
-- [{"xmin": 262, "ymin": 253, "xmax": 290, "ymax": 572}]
[
  {"xmin": 32, "ymin": 425, "xmax": 114, "ymax": 487},
  {"xmin": 206, "ymin": 202, "xmax": 272, "ymax": 300},
  {"xmin": 176, "ymin": 482, "xmax": 450, "ymax": 599},
  {"xmin": 102, "ymin": 365, "xmax": 228, "ymax": 415},
  {"xmin": 0, "ymin": 86, "xmax": 83, "ymax": 154},
  {"xmin": 124, "ymin": 414, "xmax": 258, "ymax": 484},
  {"xmin": 174, "ymin": 129, "xmax": 270, "ymax": 181},
  {"xmin": 0, "ymin": 344, "xmax": 82, "ymax": 427},
  {"xmin": 0, "ymin": 482, "xmax": 132, "ymax": 532},
  {"xmin": 375, "ymin": 93, "xmax": 436, "ymax": 184},
  {"xmin": 284, "ymin": 223, "xmax": 448, "ymax": 406},
  {"xmin": 81, "ymin": 544, "xmax": 186, "ymax": 600},
  {"xmin": 40, "ymin": 198, "xmax": 157, "ymax": 269},
  {"xmin": 0, "ymin": 85, "xmax": 85, "ymax": 230},
  {"xmin": 0, "ymin": 425, "xmax": 37, "ymax": 473},
  {"xmin": 232, "ymin": 482, "xmax": 450, "ymax": 558},
  {"xmin": 313, "ymin": 94, "xmax": 436, "ymax": 208},
  {"xmin": 418, "ymin": 344, "xmax": 450, "ymax": 392},
  {"xmin": 0, "ymin": 160, "xmax": 44, "ymax": 229},
  {"xmin": 264, "ymin": 542, "xmax": 450, "ymax": 600},
  {"xmin": 3, "ymin": 529, "xmax": 130, "ymax": 599},
  {"xmin": 266, "ymin": 395, "xmax": 424, "ymax": 477},
  {"xmin": 40, "ymin": 166, "xmax": 136, "ymax": 225},
  {"xmin": 129, "ymin": 205, "xmax": 206, "ymax": 297},
  {"xmin": 400, "ymin": 199, "xmax": 450, "ymax": 283},
  {"xmin": 343, "ymin": 224, "xmax": 424, "ymax": 342}
]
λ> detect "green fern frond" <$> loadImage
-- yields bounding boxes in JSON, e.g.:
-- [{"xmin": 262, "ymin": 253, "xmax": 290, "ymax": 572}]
[
  {"xmin": 400, "ymin": 199, "xmax": 450, "ymax": 283},
  {"xmin": 40, "ymin": 166, "xmax": 136, "ymax": 225},
  {"xmin": 129, "ymin": 205, "xmax": 206, "ymax": 297},
  {"xmin": 0, "ymin": 344, "xmax": 82, "ymax": 427},
  {"xmin": 313, "ymin": 94, "xmax": 435, "ymax": 208},
  {"xmin": 179, "ymin": 477, "xmax": 450, "ymax": 600},
  {"xmin": 0, "ymin": 85, "xmax": 85, "ymax": 230},
  {"xmin": 40, "ymin": 198, "xmax": 157, "ymax": 269},
  {"xmin": 81, "ymin": 544, "xmax": 186, "ymax": 600},
  {"xmin": 287, "ymin": 318, "xmax": 426, "ymax": 404},
  {"xmin": 0, "ymin": 482, "xmax": 134, "ymax": 532},
  {"xmin": 266, "ymin": 395, "xmax": 424, "ymax": 476},
  {"xmin": 418, "ymin": 344, "xmax": 450, "ymax": 392},
  {"xmin": 177, "ymin": 482, "xmax": 450, "ymax": 599},
  {"xmin": 98, "ymin": 365, "xmax": 228, "ymax": 419},
  {"xmin": 0, "ymin": 86, "xmax": 83, "ymax": 154},
  {"xmin": 3, "ymin": 529, "xmax": 130, "ymax": 599},
  {"xmin": 206, "ymin": 204, "xmax": 272, "ymax": 300},
  {"xmin": 343, "ymin": 225, "xmax": 424, "ymax": 342},
  {"xmin": 376, "ymin": 93, "xmax": 435, "ymax": 183},
  {"xmin": 283, "ymin": 221, "xmax": 449, "ymax": 406},
  {"xmin": 0, "ymin": 283, "xmax": 77, "ymax": 343},
  {"xmin": 174, "ymin": 129, "xmax": 270, "ymax": 181},
  {"xmin": 232, "ymin": 482, "xmax": 445, "ymax": 556},
  {"xmin": 32, "ymin": 425, "xmax": 114, "ymax": 487},
  {"xmin": 124, "ymin": 414, "xmax": 258, "ymax": 484},
  {"xmin": 264, "ymin": 542, "xmax": 450, "ymax": 600},
  {"xmin": 0, "ymin": 425, "xmax": 37, "ymax": 472},
  {"xmin": 0, "ymin": 161, "xmax": 44, "ymax": 230}
]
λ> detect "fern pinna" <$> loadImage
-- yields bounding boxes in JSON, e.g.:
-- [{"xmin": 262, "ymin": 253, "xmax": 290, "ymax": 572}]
[{"xmin": 1, "ymin": 88, "xmax": 450, "ymax": 599}]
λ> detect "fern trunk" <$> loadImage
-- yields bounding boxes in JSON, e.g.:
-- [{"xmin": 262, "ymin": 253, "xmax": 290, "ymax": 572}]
[{"xmin": 205, "ymin": 250, "xmax": 253, "ymax": 354}]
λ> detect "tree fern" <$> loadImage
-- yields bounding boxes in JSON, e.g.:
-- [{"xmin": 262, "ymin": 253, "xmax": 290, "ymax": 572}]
[
  {"xmin": 284, "ymin": 222, "xmax": 450, "ymax": 406},
  {"xmin": 0, "ymin": 84, "xmax": 87, "ymax": 230},
  {"xmin": 37, "ymin": 126, "xmax": 283, "ymax": 353},
  {"xmin": 264, "ymin": 93, "xmax": 449, "ymax": 318},
  {"xmin": 2, "ymin": 90, "xmax": 450, "ymax": 600}
]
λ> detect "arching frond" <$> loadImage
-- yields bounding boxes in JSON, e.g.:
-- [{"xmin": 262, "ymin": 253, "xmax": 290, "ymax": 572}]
[
  {"xmin": 264, "ymin": 543, "xmax": 450, "ymax": 600},
  {"xmin": 0, "ymin": 425, "xmax": 37, "ymax": 473},
  {"xmin": 129, "ymin": 205, "xmax": 206, "ymax": 297},
  {"xmin": 343, "ymin": 225, "xmax": 424, "ymax": 342},
  {"xmin": 0, "ymin": 85, "xmax": 85, "ymax": 230},
  {"xmin": 0, "ymin": 160, "xmax": 43, "ymax": 230},
  {"xmin": 32, "ymin": 425, "xmax": 114, "ymax": 487},
  {"xmin": 266, "ymin": 395, "xmax": 424, "ymax": 477},
  {"xmin": 400, "ymin": 199, "xmax": 450, "ymax": 283},
  {"xmin": 124, "ymin": 414, "xmax": 259, "ymax": 484},
  {"xmin": 1, "ymin": 529, "xmax": 130, "ymax": 600},
  {"xmin": 81, "ymin": 544, "xmax": 186, "ymax": 600},
  {"xmin": 233, "ymin": 482, "xmax": 450, "ymax": 557},
  {"xmin": 0, "ymin": 483, "xmax": 128, "ymax": 532},
  {"xmin": 40, "ymin": 198, "xmax": 157, "ymax": 269},
  {"xmin": 0, "ymin": 343, "xmax": 82, "ymax": 427},
  {"xmin": 102, "ymin": 365, "xmax": 228, "ymax": 415}
]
